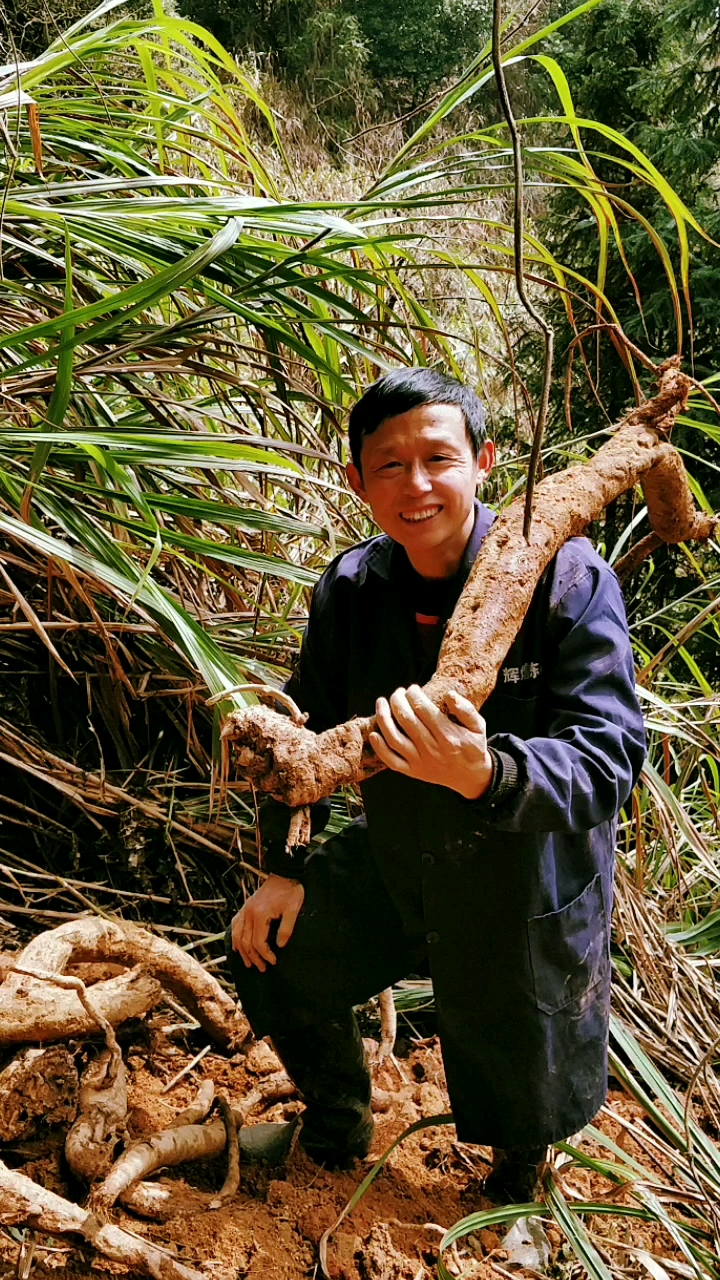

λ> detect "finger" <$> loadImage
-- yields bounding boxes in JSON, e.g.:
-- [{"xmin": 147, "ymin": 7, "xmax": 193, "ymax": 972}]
[
  {"xmin": 370, "ymin": 729, "xmax": 412, "ymax": 774},
  {"xmin": 277, "ymin": 893, "xmax": 303, "ymax": 948},
  {"xmin": 238, "ymin": 931, "xmax": 259, "ymax": 970},
  {"xmin": 230, "ymin": 910, "xmax": 244, "ymax": 953},
  {"xmin": 233, "ymin": 911, "xmax": 255, "ymax": 969},
  {"xmin": 375, "ymin": 695, "xmax": 417, "ymax": 760},
  {"xmin": 242, "ymin": 943, "xmax": 267, "ymax": 973},
  {"xmin": 389, "ymin": 687, "xmax": 436, "ymax": 750},
  {"xmin": 446, "ymin": 688, "xmax": 486, "ymax": 734},
  {"xmin": 250, "ymin": 914, "xmax": 277, "ymax": 967},
  {"xmin": 405, "ymin": 685, "xmax": 449, "ymax": 740}
]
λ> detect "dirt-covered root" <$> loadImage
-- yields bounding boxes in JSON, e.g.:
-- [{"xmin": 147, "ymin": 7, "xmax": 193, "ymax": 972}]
[
  {"xmin": 0, "ymin": 964, "xmax": 161, "ymax": 1045},
  {"xmin": 208, "ymin": 1097, "xmax": 239, "ymax": 1209},
  {"xmin": 0, "ymin": 1046, "xmax": 78, "ymax": 1140},
  {"xmin": 10, "ymin": 918, "xmax": 240, "ymax": 1047},
  {"xmin": 222, "ymin": 359, "xmax": 717, "ymax": 807},
  {"xmin": 236, "ymin": 1073, "xmax": 296, "ymax": 1120},
  {"xmin": 119, "ymin": 1179, "xmax": 213, "ymax": 1220},
  {"xmin": 170, "ymin": 1079, "xmax": 215, "ymax": 1127},
  {"xmin": 0, "ymin": 1160, "xmax": 206, "ymax": 1280},
  {"xmin": 375, "ymin": 989, "xmax": 397, "ymax": 1069},
  {"xmin": 65, "ymin": 1049, "xmax": 129, "ymax": 1182},
  {"xmin": 90, "ymin": 1114, "xmax": 234, "ymax": 1214}
]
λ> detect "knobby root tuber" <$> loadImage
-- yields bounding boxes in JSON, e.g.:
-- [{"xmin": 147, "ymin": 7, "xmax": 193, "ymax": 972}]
[{"xmin": 222, "ymin": 359, "xmax": 718, "ymax": 808}]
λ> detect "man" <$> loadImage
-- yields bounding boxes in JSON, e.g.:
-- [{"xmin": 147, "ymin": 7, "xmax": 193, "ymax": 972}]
[{"xmin": 227, "ymin": 368, "xmax": 646, "ymax": 1198}]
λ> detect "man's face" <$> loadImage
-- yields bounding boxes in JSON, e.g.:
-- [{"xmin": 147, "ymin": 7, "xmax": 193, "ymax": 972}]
[{"xmin": 346, "ymin": 403, "xmax": 494, "ymax": 568}]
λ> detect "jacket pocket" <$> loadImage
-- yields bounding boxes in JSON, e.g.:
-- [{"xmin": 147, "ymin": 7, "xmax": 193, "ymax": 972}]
[{"xmin": 527, "ymin": 873, "xmax": 609, "ymax": 1015}]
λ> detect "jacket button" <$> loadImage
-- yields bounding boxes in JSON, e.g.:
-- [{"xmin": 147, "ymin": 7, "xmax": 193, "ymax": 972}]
[
  {"xmin": 426, "ymin": 930, "xmax": 440, "ymax": 945},
  {"xmin": 422, "ymin": 852, "xmax": 435, "ymax": 867}
]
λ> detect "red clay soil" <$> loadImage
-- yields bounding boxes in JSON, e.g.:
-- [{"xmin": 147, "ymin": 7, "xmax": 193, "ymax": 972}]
[{"xmin": 0, "ymin": 1025, "xmax": 688, "ymax": 1280}]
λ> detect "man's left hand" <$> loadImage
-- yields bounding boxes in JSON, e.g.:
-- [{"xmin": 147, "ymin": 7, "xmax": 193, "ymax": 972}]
[{"xmin": 370, "ymin": 684, "xmax": 493, "ymax": 800}]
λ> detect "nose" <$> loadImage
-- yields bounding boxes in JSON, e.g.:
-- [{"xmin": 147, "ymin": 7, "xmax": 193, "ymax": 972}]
[{"xmin": 404, "ymin": 462, "xmax": 432, "ymax": 496}]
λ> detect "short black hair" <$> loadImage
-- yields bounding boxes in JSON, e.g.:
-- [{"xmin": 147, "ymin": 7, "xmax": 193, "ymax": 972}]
[{"xmin": 348, "ymin": 367, "xmax": 486, "ymax": 471}]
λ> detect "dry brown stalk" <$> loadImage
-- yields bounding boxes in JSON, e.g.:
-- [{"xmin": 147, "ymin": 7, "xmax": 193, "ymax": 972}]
[
  {"xmin": 0, "ymin": 716, "xmax": 244, "ymax": 864},
  {"xmin": 222, "ymin": 359, "xmax": 717, "ymax": 808},
  {"xmin": 614, "ymin": 866, "xmax": 720, "ymax": 1128},
  {"xmin": 0, "ymin": 1160, "xmax": 206, "ymax": 1280}
]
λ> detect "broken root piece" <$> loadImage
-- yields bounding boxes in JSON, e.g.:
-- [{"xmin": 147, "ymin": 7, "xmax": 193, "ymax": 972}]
[
  {"xmin": 170, "ymin": 1079, "xmax": 216, "ymax": 1128},
  {"xmin": 0, "ymin": 1160, "xmax": 205, "ymax": 1280},
  {"xmin": 375, "ymin": 988, "xmax": 397, "ymax": 1070},
  {"xmin": 0, "ymin": 1046, "xmax": 78, "ymax": 1141}
]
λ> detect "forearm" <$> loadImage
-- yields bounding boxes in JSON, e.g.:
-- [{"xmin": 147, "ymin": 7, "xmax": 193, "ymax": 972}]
[{"xmin": 479, "ymin": 726, "xmax": 644, "ymax": 833}]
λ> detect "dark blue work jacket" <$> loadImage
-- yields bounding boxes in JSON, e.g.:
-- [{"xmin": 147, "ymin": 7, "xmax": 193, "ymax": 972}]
[{"xmin": 282, "ymin": 502, "xmax": 646, "ymax": 1145}]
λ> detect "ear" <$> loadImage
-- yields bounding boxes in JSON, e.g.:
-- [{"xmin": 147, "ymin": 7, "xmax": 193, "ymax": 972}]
[
  {"xmin": 476, "ymin": 440, "xmax": 495, "ymax": 486},
  {"xmin": 346, "ymin": 462, "xmax": 368, "ymax": 502}
]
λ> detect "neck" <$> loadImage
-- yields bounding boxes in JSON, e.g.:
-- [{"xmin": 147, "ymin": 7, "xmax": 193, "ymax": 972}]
[{"xmin": 405, "ymin": 505, "xmax": 476, "ymax": 580}]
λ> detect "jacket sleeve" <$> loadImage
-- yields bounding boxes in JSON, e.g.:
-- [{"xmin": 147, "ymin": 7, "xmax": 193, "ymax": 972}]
[
  {"xmin": 480, "ymin": 558, "xmax": 646, "ymax": 834},
  {"xmin": 259, "ymin": 565, "xmax": 348, "ymax": 877}
]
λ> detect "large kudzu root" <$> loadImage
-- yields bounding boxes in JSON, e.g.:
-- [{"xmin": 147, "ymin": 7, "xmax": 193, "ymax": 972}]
[
  {"xmin": 0, "ymin": 918, "xmax": 240, "ymax": 1048},
  {"xmin": 0, "ymin": 1160, "xmax": 206, "ymax": 1280},
  {"xmin": 223, "ymin": 359, "xmax": 718, "ymax": 807},
  {"xmin": 0, "ymin": 964, "xmax": 161, "ymax": 1046}
]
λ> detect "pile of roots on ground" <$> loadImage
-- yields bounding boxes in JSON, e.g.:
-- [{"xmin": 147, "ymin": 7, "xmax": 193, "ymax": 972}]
[{"xmin": 3, "ymin": 911, "xmax": 720, "ymax": 1280}]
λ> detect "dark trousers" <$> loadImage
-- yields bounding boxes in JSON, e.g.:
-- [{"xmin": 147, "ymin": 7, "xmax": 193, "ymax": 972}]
[{"xmin": 227, "ymin": 818, "xmax": 428, "ymax": 1158}]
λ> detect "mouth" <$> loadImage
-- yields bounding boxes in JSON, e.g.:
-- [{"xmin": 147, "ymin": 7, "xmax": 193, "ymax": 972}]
[{"xmin": 399, "ymin": 505, "xmax": 442, "ymax": 524}]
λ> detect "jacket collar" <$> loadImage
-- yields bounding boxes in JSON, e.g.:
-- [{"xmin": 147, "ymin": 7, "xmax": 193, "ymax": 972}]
[{"xmin": 364, "ymin": 499, "xmax": 496, "ymax": 586}]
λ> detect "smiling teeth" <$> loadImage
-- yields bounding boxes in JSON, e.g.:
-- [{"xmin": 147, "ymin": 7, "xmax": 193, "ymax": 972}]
[{"xmin": 401, "ymin": 507, "xmax": 441, "ymax": 522}]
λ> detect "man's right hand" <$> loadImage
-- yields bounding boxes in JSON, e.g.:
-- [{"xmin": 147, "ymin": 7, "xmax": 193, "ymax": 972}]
[{"xmin": 231, "ymin": 874, "xmax": 305, "ymax": 972}]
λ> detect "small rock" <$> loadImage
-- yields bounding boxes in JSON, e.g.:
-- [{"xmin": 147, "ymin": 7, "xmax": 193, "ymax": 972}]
[{"xmin": 478, "ymin": 1229, "xmax": 502, "ymax": 1253}]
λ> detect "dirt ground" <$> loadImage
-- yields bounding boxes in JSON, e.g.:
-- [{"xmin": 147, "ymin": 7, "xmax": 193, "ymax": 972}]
[{"xmin": 0, "ymin": 1015, "xmax": 689, "ymax": 1280}]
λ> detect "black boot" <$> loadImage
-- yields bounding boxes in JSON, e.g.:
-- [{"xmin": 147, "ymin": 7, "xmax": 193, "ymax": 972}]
[
  {"xmin": 484, "ymin": 1145, "xmax": 547, "ymax": 1203},
  {"xmin": 240, "ymin": 1012, "xmax": 374, "ymax": 1170}
]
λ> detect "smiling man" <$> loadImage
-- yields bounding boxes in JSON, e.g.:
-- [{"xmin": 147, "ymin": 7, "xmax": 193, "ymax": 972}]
[{"xmin": 227, "ymin": 368, "xmax": 646, "ymax": 1197}]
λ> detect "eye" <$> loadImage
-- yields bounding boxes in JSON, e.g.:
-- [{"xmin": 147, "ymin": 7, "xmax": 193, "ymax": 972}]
[{"xmin": 377, "ymin": 460, "xmax": 401, "ymax": 473}]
